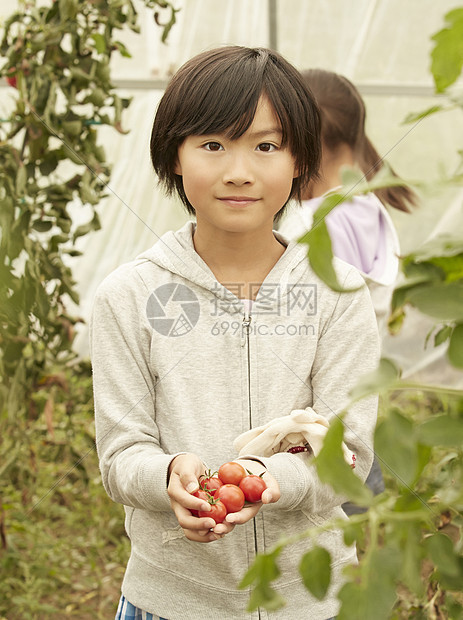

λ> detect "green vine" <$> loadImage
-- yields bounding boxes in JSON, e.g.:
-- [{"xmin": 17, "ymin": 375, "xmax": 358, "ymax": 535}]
[
  {"xmin": 0, "ymin": 0, "xmax": 178, "ymax": 417},
  {"xmin": 0, "ymin": 1, "xmax": 178, "ymax": 599}
]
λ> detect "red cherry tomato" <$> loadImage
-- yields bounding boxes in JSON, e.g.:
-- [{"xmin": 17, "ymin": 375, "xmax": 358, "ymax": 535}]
[
  {"xmin": 218, "ymin": 462, "xmax": 246, "ymax": 486},
  {"xmin": 198, "ymin": 499, "xmax": 227, "ymax": 524},
  {"xmin": 216, "ymin": 484, "xmax": 245, "ymax": 513},
  {"xmin": 239, "ymin": 475, "xmax": 267, "ymax": 503},
  {"xmin": 190, "ymin": 488, "xmax": 211, "ymax": 517},
  {"xmin": 199, "ymin": 474, "xmax": 223, "ymax": 496}
]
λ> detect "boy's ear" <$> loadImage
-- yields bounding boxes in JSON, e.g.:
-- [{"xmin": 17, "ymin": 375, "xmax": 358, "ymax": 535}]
[{"xmin": 174, "ymin": 157, "xmax": 182, "ymax": 175}]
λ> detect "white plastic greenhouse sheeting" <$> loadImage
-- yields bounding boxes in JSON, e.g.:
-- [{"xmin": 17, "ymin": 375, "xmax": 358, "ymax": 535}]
[{"xmin": 1, "ymin": 0, "xmax": 462, "ymax": 387}]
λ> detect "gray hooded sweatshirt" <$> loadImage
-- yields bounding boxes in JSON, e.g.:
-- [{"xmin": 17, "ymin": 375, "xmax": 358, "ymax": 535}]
[{"xmin": 90, "ymin": 221, "xmax": 379, "ymax": 620}]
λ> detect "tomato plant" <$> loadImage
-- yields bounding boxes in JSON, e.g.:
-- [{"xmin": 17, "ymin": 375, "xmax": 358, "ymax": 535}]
[
  {"xmin": 239, "ymin": 475, "xmax": 267, "ymax": 503},
  {"xmin": 218, "ymin": 462, "xmax": 247, "ymax": 486},
  {"xmin": 216, "ymin": 484, "xmax": 245, "ymax": 513},
  {"xmin": 198, "ymin": 499, "xmax": 227, "ymax": 524}
]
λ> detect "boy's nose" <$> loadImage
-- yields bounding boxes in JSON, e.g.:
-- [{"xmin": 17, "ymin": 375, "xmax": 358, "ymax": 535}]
[{"xmin": 222, "ymin": 154, "xmax": 255, "ymax": 185}]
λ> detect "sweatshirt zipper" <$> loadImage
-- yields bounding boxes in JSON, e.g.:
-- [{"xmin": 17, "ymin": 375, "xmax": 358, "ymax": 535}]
[
  {"xmin": 242, "ymin": 311, "xmax": 261, "ymax": 617},
  {"xmin": 241, "ymin": 312, "xmax": 252, "ymax": 429}
]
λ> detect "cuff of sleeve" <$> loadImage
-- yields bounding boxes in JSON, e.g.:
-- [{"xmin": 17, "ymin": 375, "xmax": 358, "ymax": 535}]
[
  {"xmin": 256, "ymin": 452, "xmax": 317, "ymax": 511},
  {"xmin": 139, "ymin": 452, "xmax": 186, "ymax": 511}
]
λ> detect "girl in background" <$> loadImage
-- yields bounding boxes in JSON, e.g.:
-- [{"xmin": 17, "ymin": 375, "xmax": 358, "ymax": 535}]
[{"xmin": 280, "ymin": 68, "xmax": 417, "ymax": 333}]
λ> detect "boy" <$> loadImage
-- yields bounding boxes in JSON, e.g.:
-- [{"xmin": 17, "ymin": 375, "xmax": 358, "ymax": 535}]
[{"xmin": 91, "ymin": 46, "xmax": 379, "ymax": 619}]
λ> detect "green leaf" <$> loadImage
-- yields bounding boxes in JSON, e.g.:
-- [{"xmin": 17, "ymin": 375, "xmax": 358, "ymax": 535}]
[
  {"xmin": 448, "ymin": 323, "xmax": 463, "ymax": 368},
  {"xmin": 437, "ymin": 558, "xmax": 463, "ymax": 591},
  {"xmin": 434, "ymin": 324, "xmax": 452, "ymax": 347},
  {"xmin": 91, "ymin": 33, "xmax": 107, "ymax": 54},
  {"xmin": 339, "ymin": 167, "xmax": 365, "ymax": 188},
  {"xmin": 312, "ymin": 192, "xmax": 349, "ymax": 225},
  {"xmin": 350, "ymin": 358, "xmax": 401, "ymax": 402},
  {"xmin": 375, "ymin": 409, "xmax": 418, "ymax": 487},
  {"xmin": 343, "ymin": 520, "xmax": 365, "ymax": 547},
  {"xmin": 301, "ymin": 220, "xmax": 357, "ymax": 293},
  {"xmin": 431, "ymin": 254, "xmax": 463, "ymax": 282},
  {"xmin": 239, "ymin": 548, "xmax": 285, "ymax": 612},
  {"xmin": 403, "ymin": 105, "xmax": 444, "ymax": 124},
  {"xmin": 15, "ymin": 164, "xmax": 27, "ymax": 195},
  {"xmin": 84, "ymin": 88, "xmax": 107, "ymax": 107},
  {"xmin": 431, "ymin": 8, "xmax": 463, "ymax": 93},
  {"xmin": 296, "ymin": 189, "xmax": 361, "ymax": 293},
  {"xmin": 239, "ymin": 548, "xmax": 281, "ymax": 589},
  {"xmin": 73, "ymin": 212, "xmax": 101, "ymax": 241},
  {"xmin": 402, "ymin": 258, "xmax": 445, "ymax": 282},
  {"xmin": 59, "ymin": 0, "xmax": 78, "ymax": 21},
  {"xmin": 32, "ymin": 219, "xmax": 53, "ymax": 232},
  {"xmin": 299, "ymin": 546, "xmax": 331, "ymax": 600},
  {"xmin": 425, "ymin": 533, "xmax": 461, "ymax": 577},
  {"xmin": 114, "ymin": 40, "xmax": 132, "ymax": 58},
  {"xmin": 400, "ymin": 524, "xmax": 425, "ymax": 596},
  {"xmin": 338, "ymin": 547, "xmax": 401, "ymax": 620},
  {"xmin": 247, "ymin": 583, "xmax": 286, "ymax": 613},
  {"xmin": 39, "ymin": 151, "xmax": 60, "ymax": 176},
  {"xmin": 315, "ymin": 416, "xmax": 373, "ymax": 505},
  {"xmin": 416, "ymin": 415, "xmax": 463, "ymax": 447},
  {"xmin": 407, "ymin": 282, "xmax": 463, "ymax": 321},
  {"xmin": 407, "ymin": 233, "xmax": 463, "ymax": 262},
  {"xmin": 62, "ymin": 120, "xmax": 82, "ymax": 137}
]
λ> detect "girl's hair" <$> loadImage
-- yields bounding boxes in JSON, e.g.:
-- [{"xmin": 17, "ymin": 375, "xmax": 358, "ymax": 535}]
[
  {"xmin": 301, "ymin": 68, "xmax": 416, "ymax": 212},
  {"xmin": 150, "ymin": 46, "xmax": 321, "ymax": 221}
]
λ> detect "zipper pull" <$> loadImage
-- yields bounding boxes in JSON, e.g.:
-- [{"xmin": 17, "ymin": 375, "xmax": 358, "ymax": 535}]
[{"xmin": 241, "ymin": 313, "xmax": 252, "ymax": 347}]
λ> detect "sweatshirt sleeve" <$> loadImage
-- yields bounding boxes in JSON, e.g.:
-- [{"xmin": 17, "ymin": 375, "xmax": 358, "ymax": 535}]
[
  {"xmin": 90, "ymin": 267, "xmax": 177, "ymax": 512},
  {"xmin": 257, "ymin": 266, "xmax": 380, "ymax": 514}
]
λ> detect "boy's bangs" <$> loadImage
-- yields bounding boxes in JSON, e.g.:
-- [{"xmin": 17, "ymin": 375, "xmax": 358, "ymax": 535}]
[
  {"xmin": 179, "ymin": 83, "xmax": 292, "ymax": 149},
  {"xmin": 177, "ymin": 74, "xmax": 263, "ymax": 140}
]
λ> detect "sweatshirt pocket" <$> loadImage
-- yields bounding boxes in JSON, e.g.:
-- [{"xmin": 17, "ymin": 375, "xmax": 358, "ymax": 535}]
[
  {"xmin": 263, "ymin": 508, "xmax": 356, "ymax": 582},
  {"xmin": 160, "ymin": 512, "xmax": 253, "ymax": 592},
  {"xmin": 300, "ymin": 508, "xmax": 357, "ymax": 566}
]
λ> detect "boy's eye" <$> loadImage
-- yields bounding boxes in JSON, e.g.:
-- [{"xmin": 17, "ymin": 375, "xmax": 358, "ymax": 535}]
[
  {"xmin": 203, "ymin": 141, "xmax": 223, "ymax": 151},
  {"xmin": 257, "ymin": 142, "xmax": 277, "ymax": 152}
]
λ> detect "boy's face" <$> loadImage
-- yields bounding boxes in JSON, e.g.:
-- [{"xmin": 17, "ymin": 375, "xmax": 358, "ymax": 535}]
[{"xmin": 174, "ymin": 96, "xmax": 298, "ymax": 236}]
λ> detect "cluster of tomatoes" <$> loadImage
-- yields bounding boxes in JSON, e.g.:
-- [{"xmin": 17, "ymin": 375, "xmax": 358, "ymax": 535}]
[{"xmin": 191, "ymin": 461, "xmax": 267, "ymax": 524}]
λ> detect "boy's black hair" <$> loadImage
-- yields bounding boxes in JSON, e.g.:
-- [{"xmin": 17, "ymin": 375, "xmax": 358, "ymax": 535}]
[{"xmin": 150, "ymin": 46, "xmax": 321, "ymax": 221}]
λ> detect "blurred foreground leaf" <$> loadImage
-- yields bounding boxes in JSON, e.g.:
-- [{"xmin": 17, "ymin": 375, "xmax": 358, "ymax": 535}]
[
  {"xmin": 315, "ymin": 417, "xmax": 373, "ymax": 506},
  {"xmin": 431, "ymin": 8, "xmax": 463, "ymax": 93},
  {"xmin": 350, "ymin": 358, "xmax": 401, "ymax": 402},
  {"xmin": 299, "ymin": 546, "xmax": 331, "ymax": 600},
  {"xmin": 338, "ymin": 547, "xmax": 401, "ymax": 620},
  {"xmin": 239, "ymin": 548, "xmax": 285, "ymax": 612}
]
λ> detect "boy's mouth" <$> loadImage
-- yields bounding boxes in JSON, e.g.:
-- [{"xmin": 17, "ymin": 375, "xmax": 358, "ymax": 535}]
[{"xmin": 218, "ymin": 196, "xmax": 259, "ymax": 207}]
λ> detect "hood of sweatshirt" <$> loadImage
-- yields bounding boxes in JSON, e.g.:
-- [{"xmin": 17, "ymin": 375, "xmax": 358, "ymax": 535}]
[{"xmin": 136, "ymin": 221, "xmax": 316, "ymax": 316}]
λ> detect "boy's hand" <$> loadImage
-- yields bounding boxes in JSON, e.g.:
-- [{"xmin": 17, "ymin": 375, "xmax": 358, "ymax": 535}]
[
  {"xmin": 167, "ymin": 453, "xmax": 236, "ymax": 543},
  {"xmin": 223, "ymin": 458, "xmax": 280, "ymax": 526}
]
